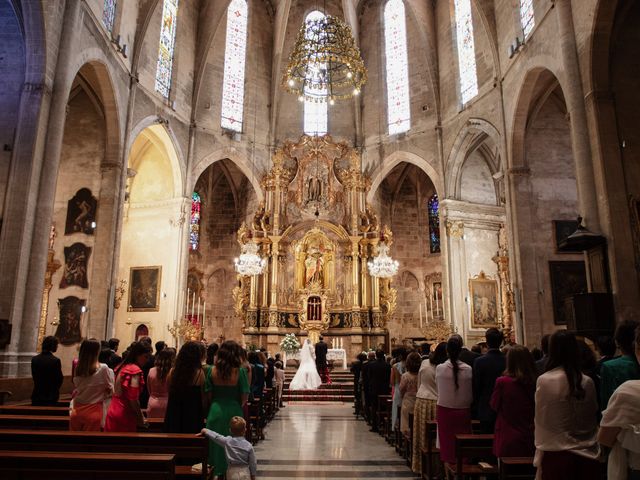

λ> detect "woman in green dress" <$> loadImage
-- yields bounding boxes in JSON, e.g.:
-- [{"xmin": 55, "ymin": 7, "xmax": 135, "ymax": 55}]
[{"xmin": 205, "ymin": 340, "xmax": 250, "ymax": 478}]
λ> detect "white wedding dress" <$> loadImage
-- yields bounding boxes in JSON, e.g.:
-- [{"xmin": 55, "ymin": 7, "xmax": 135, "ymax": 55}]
[{"xmin": 288, "ymin": 340, "xmax": 322, "ymax": 390}]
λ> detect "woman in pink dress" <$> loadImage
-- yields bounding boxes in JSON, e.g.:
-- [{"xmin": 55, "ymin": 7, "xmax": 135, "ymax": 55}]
[
  {"xmin": 490, "ymin": 345, "xmax": 536, "ymax": 457},
  {"xmin": 146, "ymin": 347, "xmax": 176, "ymax": 419},
  {"xmin": 104, "ymin": 341, "xmax": 152, "ymax": 432}
]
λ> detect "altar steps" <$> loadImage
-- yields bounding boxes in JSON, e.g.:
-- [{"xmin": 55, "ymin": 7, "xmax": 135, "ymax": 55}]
[{"xmin": 282, "ymin": 370, "xmax": 355, "ymax": 403}]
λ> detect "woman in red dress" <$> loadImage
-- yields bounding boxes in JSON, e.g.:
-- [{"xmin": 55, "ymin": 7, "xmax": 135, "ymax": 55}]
[
  {"xmin": 104, "ymin": 341, "xmax": 151, "ymax": 432},
  {"xmin": 490, "ymin": 345, "xmax": 536, "ymax": 457}
]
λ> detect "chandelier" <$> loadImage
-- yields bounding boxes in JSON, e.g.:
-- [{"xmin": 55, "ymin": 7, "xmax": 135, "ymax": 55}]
[
  {"xmin": 234, "ymin": 240, "xmax": 267, "ymax": 276},
  {"xmin": 283, "ymin": 14, "xmax": 367, "ymax": 104},
  {"xmin": 368, "ymin": 242, "xmax": 399, "ymax": 278}
]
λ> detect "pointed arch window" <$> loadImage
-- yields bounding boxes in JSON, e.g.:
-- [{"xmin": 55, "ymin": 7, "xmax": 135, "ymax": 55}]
[
  {"xmin": 103, "ymin": 0, "xmax": 117, "ymax": 34},
  {"xmin": 155, "ymin": 0, "xmax": 179, "ymax": 98},
  {"xmin": 384, "ymin": 0, "xmax": 411, "ymax": 135},
  {"xmin": 520, "ymin": 0, "xmax": 535, "ymax": 38},
  {"xmin": 303, "ymin": 10, "xmax": 328, "ymax": 136},
  {"xmin": 221, "ymin": 0, "xmax": 249, "ymax": 132},
  {"xmin": 454, "ymin": 0, "xmax": 478, "ymax": 105},
  {"xmin": 428, "ymin": 194, "xmax": 440, "ymax": 254},
  {"xmin": 190, "ymin": 192, "xmax": 201, "ymax": 251}
]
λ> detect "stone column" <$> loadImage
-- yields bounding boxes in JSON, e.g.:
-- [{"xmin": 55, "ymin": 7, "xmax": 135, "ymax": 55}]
[
  {"xmin": 445, "ymin": 220, "xmax": 467, "ymax": 340},
  {"xmin": 555, "ymin": 0, "xmax": 600, "ymax": 230}
]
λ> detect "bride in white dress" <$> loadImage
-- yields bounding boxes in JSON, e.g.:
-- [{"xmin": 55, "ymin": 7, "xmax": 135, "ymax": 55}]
[{"xmin": 288, "ymin": 339, "xmax": 322, "ymax": 390}]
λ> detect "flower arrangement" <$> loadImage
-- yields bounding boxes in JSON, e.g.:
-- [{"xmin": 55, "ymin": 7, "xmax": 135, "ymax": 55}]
[{"xmin": 280, "ymin": 333, "xmax": 301, "ymax": 354}]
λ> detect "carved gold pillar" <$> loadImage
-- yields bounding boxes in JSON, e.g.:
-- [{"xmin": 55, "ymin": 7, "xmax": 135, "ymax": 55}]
[
  {"xmin": 38, "ymin": 227, "xmax": 61, "ymax": 352},
  {"xmin": 269, "ymin": 239, "xmax": 280, "ymax": 325},
  {"xmin": 249, "ymin": 274, "xmax": 258, "ymax": 309},
  {"xmin": 493, "ymin": 224, "xmax": 515, "ymax": 340},
  {"xmin": 261, "ymin": 243, "xmax": 270, "ymax": 311},
  {"xmin": 359, "ymin": 243, "xmax": 369, "ymax": 308}
]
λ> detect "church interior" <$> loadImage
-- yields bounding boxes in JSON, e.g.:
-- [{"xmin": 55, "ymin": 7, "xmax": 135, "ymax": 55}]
[{"xmin": 0, "ymin": 0, "xmax": 639, "ymax": 476}]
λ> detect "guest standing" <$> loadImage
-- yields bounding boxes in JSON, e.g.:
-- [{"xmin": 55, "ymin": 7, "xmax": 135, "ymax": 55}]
[
  {"xmin": 598, "ymin": 325, "xmax": 640, "ymax": 480},
  {"xmin": 274, "ymin": 361, "xmax": 285, "ymax": 407},
  {"xmin": 265, "ymin": 357, "xmax": 275, "ymax": 389},
  {"xmin": 70, "ymin": 338, "xmax": 114, "ymax": 431},
  {"xmin": 105, "ymin": 338, "xmax": 122, "ymax": 370},
  {"xmin": 412, "ymin": 342, "xmax": 446, "ymax": 474},
  {"xmin": 206, "ymin": 343, "xmax": 219, "ymax": 368},
  {"xmin": 390, "ymin": 348, "xmax": 407, "ymax": 431},
  {"xmin": 399, "ymin": 352, "xmax": 421, "ymax": 437},
  {"xmin": 205, "ymin": 340, "xmax": 250, "ymax": 478},
  {"xmin": 104, "ymin": 341, "xmax": 151, "ymax": 432},
  {"xmin": 31, "ymin": 335, "xmax": 64, "ymax": 406},
  {"xmin": 472, "ymin": 327, "xmax": 506, "ymax": 433},
  {"xmin": 534, "ymin": 331, "xmax": 599, "ymax": 479},
  {"xmin": 490, "ymin": 345, "xmax": 536, "ymax": 457},
  {"xmin": 435, "ymin": 335, "xmax": 473, "ymax": 465},
  {"xmin": 248, "ymin": 351, "xmax": 265, "ymax": 399},
  {"xmin": 601, "ymin": 320, "xmax": 640, "ymax": 408},
  {"xmin": 595, "ymin": 335, "xmax": 616, "ymax": 376},
  {"xmin": 535, "ymin": 334, "xmax": 550, "ymax": 376},
  {"xmin": 164, "ymin": 341, "xmax": 206, "ymax": 433},
  {"xmin": 351, "ymin": 353, "xmax": 367, "ymax": 417},
  {"xmin": 365, "ymin": 349, "xmax": 392, "ymax": 432},
  {"xmin": 146, "ymin": 347, "xmax": 176, "ymax": 419}
]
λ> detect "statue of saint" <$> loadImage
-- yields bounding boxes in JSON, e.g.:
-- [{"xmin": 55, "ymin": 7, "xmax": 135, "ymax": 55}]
[
  {"xmin": 307, "ymin": 176, "xmax": 322, "ymax": 203},
  {"xmin": 305, "ymin": 249, "xmax": 324, "ymax": 287}
]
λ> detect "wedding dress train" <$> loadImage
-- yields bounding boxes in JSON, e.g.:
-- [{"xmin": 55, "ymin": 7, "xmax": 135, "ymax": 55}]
[{"xmin": 288, "ymin": 340, "xmax": 322, "ymax": 391}]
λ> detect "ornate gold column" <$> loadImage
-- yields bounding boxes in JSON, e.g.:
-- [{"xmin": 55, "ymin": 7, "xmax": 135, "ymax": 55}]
[
  {"xmin": 493, "ymin": 224, "xmax": 515, "ymax": 340},
  {"xmin": 37, "ymin": 226, "xmax": 61, "ymax": 352},
  {"xmin": 349, "ymin": 238, "xmax": 362, "ymax": 328}
]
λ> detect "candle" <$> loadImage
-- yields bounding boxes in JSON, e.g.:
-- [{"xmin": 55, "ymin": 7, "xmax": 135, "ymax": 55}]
[
  {"xmin": 191, "ymin": 292, "xmax": 196, "ymax": 318},
  {"xmin": 202, "ymin": 302, "xmax": 206, "ymax": 326},
  {"xmin": 424, "ymin": 299, "xmax": 429, "ymax": 325},
  {"xmin": 197, "ymin": 298, "xmax": 200, "ymax": 321},
  {"xmin": 419, "ymin": 302, "xmax": 423, "ymax": 328},
  {"xmin": 186, "ymin": 288, "xmax": 190, "ymax": 318}
]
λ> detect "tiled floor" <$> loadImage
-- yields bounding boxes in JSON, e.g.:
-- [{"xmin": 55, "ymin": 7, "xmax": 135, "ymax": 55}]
[{"xmin": 255, "ymin": 404, "xmax": 417, "ymax": 479}]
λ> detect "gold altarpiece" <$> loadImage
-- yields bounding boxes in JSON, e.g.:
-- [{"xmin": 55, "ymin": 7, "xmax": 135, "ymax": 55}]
[{"xmin": 233, "ymin": 135, "xmax": 397, "ymax": 353}]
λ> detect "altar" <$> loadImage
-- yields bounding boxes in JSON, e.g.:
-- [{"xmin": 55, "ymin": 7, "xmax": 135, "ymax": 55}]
[
  {"xmin": 233, "ymin": 135, "xmax": 398, "ymax": 359},
  {"xmin": 282, "ymin": 348, "xmax": 348, "ymax": 370}
]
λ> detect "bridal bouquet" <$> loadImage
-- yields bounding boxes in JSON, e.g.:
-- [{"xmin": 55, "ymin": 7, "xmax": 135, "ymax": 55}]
[{"xmin": 280, "ymin": 333, "xmax": 301, "ymax": 354}]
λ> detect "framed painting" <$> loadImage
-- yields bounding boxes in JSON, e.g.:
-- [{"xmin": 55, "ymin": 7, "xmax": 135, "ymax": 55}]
[
  {"xmin": 553, "ymin": 220, "xmax": 580, "ymax": 253},
  {"xmin": 59, "ymin": 242, "xmax": 91, "ymax": 289},
  {"xmin": 549, "ymin": 261, "xmax": 587, "ymax": 325},
  {"xmin": 55, "ymin": 296, "xmax": 85, "ymax": 345},
  {"xmin": 65, "ymin": 188, "xmax": 97, "ymax": 235},
  {"xmin": 469, "ymin": 272, "xmax": 499, "ymax": 328},
  {"xmin": 128, "ymin": 266, "xmax": 162, "ymax": 312}
]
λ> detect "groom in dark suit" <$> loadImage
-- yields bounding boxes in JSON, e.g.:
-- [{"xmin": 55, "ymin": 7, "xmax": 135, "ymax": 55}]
[{"xmin": 315, "ymin": 336, "xmax": 331, "ymax": 384}]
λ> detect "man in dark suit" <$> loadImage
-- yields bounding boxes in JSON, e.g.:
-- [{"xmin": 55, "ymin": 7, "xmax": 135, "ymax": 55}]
[
  {"xmin": 534, "ymin": 334, "xmax": 550, "ymax": 376},
  {"xmin": 472, "ymin": 328, "xmax": 506, "ymax": 433},
  {"xmin": 31, "ymin": 336, "xmax": 64, "ymax": 406},
  {"xmin": 315, "ymin": 336, "xmax": 330, "ymax": 383},
  {"xmin": 365, "ymin": 349, "xmax": 391, "ymax": 432}
]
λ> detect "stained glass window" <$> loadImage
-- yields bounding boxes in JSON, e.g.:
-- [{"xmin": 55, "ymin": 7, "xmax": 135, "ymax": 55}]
[
  {"xmin": 155, "ymin": 0, "xmax": 179, "ymax": 98},
  {"xmin": 190, "ymin": 192, "xmax": 201, "ymax": 251},
  {"xmin": 454, "ymin": 0, "xmax": 478, "ymax": 105},
  {"xmin": 428, "ymin": 194, "xmax": 440, "ymax": 254},
  {"xmin": 384, "ymin": 0, "xmax": 411, "ymax": 135},
  {"xmin": 103, "ymin": 0, "xmax": 116, "ymax": 34},
  {"xmin": 221, "ymin": 0, "xmax": 248, "ymax": 132},
  {"xmin": 304, "ymin": 10, "xmax": 328, "ymax": 136},
  {"xmin": 520, "ymin": 0, "xmax": 535, "ymax": 38}
]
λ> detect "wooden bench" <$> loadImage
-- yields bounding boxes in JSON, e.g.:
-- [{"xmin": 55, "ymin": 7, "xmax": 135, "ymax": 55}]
[
  {"xmin": 0, "ymin": 429, "xmax": 209, "ymax": 479},
  {"xmin": 0, "ymin": 414, "xmax": 164, "ymax": 432},
  {"xmin": 499, "ymin": 457, "xmax": 536, "ymax": 480},
  {"xmin": 420, "ymin": 421, "xmax": 440, "ymax": 480},
  {"xmin": 0, "ymin": 404, "xmax": 70, "ymax": 416},
  {"xmin": 0, "ymin": 450, "xmax": 176, "ymax": 479},
  {"xmin": 444, "ymin": 434, "xmax": 498, "ymax": 480}
]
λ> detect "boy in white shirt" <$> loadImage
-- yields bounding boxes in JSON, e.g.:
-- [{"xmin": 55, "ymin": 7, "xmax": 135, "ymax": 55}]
[{"xmin": 201, "ymin": 416, "xmax": 257, "ymax": 480}]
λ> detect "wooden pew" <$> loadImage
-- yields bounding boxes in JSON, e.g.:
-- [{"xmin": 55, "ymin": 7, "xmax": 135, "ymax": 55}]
[
  {"xmin": 499, "ymin": 457, "xmax": 536, "ymax": 479},
  {"xmin": 0, "ymin": 451, "xmax": 176, "ymax": 480},
  {"xmin": 444, "ymin": 434, "xmax": 498, "ymax": 480},
  {"xmin": 420, "ymin": 421, "xmax": 440, "ymax": 480},
  {"xmin": 0, "ymin": 414, "xmax": 164, "ymax": 432},
  {"xmin": 0, "ymin": 404, "xmax": 70, "ymax": 416},
  {"xmin": 0, "ymin": 429, "xmax": 209, "ymax": 479}
]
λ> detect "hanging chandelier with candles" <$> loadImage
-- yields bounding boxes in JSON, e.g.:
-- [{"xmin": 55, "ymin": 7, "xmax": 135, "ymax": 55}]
[
  {"xmin": 368, "ymin": 239, "xmax": 399, "ymax": 279},
  {"xmin": 234, "ymin": 239, "xmax": 266, "ymax": 276},
  {"xmin": 283, "ymin": 13, "xmax": 367, "ymax": 104}
]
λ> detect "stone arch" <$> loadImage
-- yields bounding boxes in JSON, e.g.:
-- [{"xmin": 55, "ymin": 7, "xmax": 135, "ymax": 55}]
[
  {"xmin": 193, "ymin": 147, "xmax": 264, "ymax": 203},
  {"xmin": 445, "ymin": 118, "xmax": 503, "ymax": 204},
  {"xmin": 367, "ymin": 151, "xmax": 441, "ymax": 203},
  {"xmin": 127, "ymin": 118, "xmax": 185, "ymax": 198}
]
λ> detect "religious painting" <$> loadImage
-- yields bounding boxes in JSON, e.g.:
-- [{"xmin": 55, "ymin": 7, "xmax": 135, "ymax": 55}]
[
  {"xmin": 65, "ymin": 188, "xmax": 97, "ymax": 235},
  {"xmin": 59, "ymin": 242, "xmax": 91, "ymax": 289},
  {"xmin": 549, "ymin": 261, "xmax": 587, "ymax": 325},
  {"xmin": 55, "ymin": 296, "xmax": 85, "ymax": 345},
  {"xmin": 0, "ymin": 319, "xmax": 11, "ymax": 348},
  {"xmin": 432, "ymin": 281, "xmax": 443, "ymax": 318},
  {"xmin": 128, "ymin": 266, "xmax": 162, "ymax": 312},
  {"xmin": 553, "ymin": 220, "xmax": 580, "ymax": 253},
  {"xmin": 469, "ymin": 273, "xmax": 499, "ymax": 328}
]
